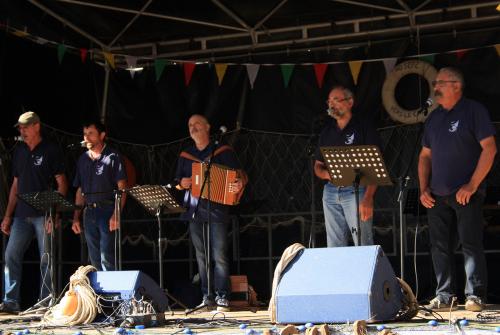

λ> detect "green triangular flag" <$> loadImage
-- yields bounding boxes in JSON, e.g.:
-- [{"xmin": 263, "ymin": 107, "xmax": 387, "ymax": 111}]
[
  {"xmin": 154, "ymin": 59, "xmax": 167, "ymax": 82},
  {"xmin": 57, "ymin": 44, "xmax": 67, "ymax": 64},
  {"xmin": 280, "ymin": 64, "xmax": 295, "ymax": 88},
  {"xmin": 419, "ymin": 54, "xmax": 435, "ymax": 64}
]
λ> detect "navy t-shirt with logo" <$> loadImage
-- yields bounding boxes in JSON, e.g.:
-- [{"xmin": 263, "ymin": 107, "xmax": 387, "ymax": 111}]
[
  {"xmin": 314, "ymin": 116, "xmax": 382, "ymax": 162},
  {"xmin": 422, "ymin": 97, "xmax": 496, "ymax": 196},
  {"xmin": 73, "ymin": 145, "xmax": 127, "ymax": 206},
  {"xmin": 175, "ymin": 142, "xmax": 241, "ymax": 224},
  {"xmin": 13, "ymin": 139, "xmax": 65, "ymax": 218}
]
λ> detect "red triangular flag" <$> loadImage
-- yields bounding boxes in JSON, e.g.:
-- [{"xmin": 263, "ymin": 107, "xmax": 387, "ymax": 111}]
[
  {"xmin": 313, "ymin": 64, "xmax": 328, "ymax": 88},
  {"xmin": 456, "ymin": 49, "xmax": 467, "ymax": 61},
  {"xmin": 80, "ymin": 48, "xmax": 88, "ymax": 63},
  {"xmin": 184, "ymin": 62, "xmax": 196, "ymax": 86}
]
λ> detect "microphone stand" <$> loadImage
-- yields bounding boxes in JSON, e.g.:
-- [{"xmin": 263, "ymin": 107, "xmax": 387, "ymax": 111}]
[
  {"xmin": 307, "ymin": 134, "xmax": 319, "ymax": 248},
  {"xmin": 396, "ymin": 104, "xmax": 427, "ymax": 281},
  {"xmin": 186, "ymin": 134, "xmax": 222, "ymax": 314}
]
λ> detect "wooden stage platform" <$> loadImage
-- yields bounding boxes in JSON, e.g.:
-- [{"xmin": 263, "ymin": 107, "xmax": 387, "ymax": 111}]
[{"xmin": 1, "ymin": 304, "xmax": 500, "ymax": 335}]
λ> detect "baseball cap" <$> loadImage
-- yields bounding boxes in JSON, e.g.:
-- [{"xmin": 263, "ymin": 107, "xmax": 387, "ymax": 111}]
[{"xmin": 14, "ymin": 111, "xmax": 40, "ymax": 127}]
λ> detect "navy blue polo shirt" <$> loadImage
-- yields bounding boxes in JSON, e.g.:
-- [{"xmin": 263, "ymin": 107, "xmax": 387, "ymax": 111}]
[
  {"xmin": 12, "ymin": 139, "xmax": 65, "ymax": 218},
  {"xmin": 314, "ymin": 116, "xmax": 382, "ymax": 162},
  {"xmin": 175, "ymin": 142, "xmax": 241, "ymax": 224},
  {"xmin": 422, "ymin": 97, "xmax": 496, "ymax": 196},
  {"xmin": 73, "ymin": 145, "xmax": 127, "ymax": 206}
]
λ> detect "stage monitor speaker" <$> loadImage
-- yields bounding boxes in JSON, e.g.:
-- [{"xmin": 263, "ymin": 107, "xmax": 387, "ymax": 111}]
[
  {"xmin": 88, "ymin": 271, "xmax": 168, "ymax": 313},
  {"xmin": 276, "ymin": 245, "xmax": 402, "ymax": 323}
]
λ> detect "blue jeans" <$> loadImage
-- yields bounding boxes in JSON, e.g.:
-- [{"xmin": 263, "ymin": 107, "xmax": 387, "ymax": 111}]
[
  {"xmin": 3, "ymin": 217, "xmax": 51, "ymax": 307},
  {"xmin": 83, "ymin": 207, "xmax": 116, "ymax": 271},
  {"xmin": 427, "ymin": 192, "xmax": 487, "ymax": 302},
  {"xmin": 189, "ymin": 220, "xmax": 230, "ymax": 299},
  {"xmin": 322, "ymin": 183, "xmax": 374, "ymax": 247}
]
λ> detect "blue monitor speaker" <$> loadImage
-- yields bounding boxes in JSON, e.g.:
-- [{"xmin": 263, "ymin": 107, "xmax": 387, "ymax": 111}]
[
  {"xmin": 88, "ymin": 271, "xmax": 168, "ymax": 313},
  {"xmin": 276, "ymin": 245, "xmax": 402, "ymax": 323}
]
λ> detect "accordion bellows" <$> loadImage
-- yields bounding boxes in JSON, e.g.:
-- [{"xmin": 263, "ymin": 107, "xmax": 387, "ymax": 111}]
[{"xmin": 191, "ymin": 162, "xmax": 240, "ymax": 206}]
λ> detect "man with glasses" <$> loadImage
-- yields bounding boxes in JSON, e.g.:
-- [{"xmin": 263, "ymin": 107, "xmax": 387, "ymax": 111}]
[
  {"xmin": 314, "ymin": 85, "xmax": 381, "ymax": 247},
  {"xmin": 419, "ymin": 67, "xmax": 497, "ymax": 312},
  {"xmin": 0, "ymin": 111, "xmax": 68, "ymax": 314}
]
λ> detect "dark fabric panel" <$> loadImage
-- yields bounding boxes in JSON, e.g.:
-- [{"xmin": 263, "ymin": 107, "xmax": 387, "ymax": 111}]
[
  {"xmin": 0, "ymin": 34, "xmax": 103, "ymax": 138},
  {"xmin": 2, "ymin": 33, "xmax": 500, "ymax": 144}
]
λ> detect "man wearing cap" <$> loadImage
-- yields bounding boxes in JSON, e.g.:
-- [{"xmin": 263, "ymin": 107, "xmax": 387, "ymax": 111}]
[
  {"xmin": 0, "ymin": 111, "xmax": 68, "ymax": 314},
  {"xmin": 71, "ymin": 120, "xmax": 127, "ymax": 271}
]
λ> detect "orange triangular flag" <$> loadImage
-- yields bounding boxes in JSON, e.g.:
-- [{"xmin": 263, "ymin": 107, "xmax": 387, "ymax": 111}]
[
  {"xmin": 494, "ymin": 44, "xmax": 500, "ymax": 57},
  {"xmin": 103, "ymin": 51, "xmax": 115, "ymax": 69},
  {"xmin": 349, "ymin": 61, "xmax": 363, "ymax": 85}
]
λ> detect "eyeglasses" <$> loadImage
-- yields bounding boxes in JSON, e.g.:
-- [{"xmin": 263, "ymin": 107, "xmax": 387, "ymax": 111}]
[
  {"xmin": 326, "ymin": 97, "xmax": 351, "ymax": 104},
  {"xmin": 432, "ymin": 80, "xmax": 458, "ymax": 87}
]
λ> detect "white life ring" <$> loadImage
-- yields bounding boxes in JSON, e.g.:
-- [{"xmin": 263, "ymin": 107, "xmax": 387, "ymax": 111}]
[{"xmin": 382, "ymin": 60, "xmax": 439, "ymax": 124}]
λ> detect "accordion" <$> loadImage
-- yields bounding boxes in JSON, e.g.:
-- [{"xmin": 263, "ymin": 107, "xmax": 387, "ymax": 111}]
[{"xmin": 191, "ymin": 162, "xmax": 240, "ymax": 206}]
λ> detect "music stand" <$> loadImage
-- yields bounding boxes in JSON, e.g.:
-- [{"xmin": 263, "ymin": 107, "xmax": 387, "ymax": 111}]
[
  {"xmin": 320, "ymin": 145, "xmax": 392, "ymax": 245},
  {"xmin": 126, "ymin": 185, "xmax": 187, "ymax": 310},
  {"xmin": 16, "ymin": 190, "xmax": 75, "ymax": 315}
]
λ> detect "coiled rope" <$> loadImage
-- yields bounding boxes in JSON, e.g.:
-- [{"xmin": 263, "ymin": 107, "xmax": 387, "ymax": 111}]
[{"xmin": 43, "ymin": 265, "xmax": 100, "ymax": 326}]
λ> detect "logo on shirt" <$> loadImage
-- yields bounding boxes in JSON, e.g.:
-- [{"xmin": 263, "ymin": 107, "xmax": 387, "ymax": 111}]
[
  {"xmin": 448, "ymin": 120, "xmax": 460, "ymax": 133},
  {"xmin": 96, "ymin": 163, "xmax": 104, "ymax": 175},
  {"xmin": 345, "ymin": 132, "xmax": 355, "ymax": 145},
  {"xmin": 33, "ymin": 155, "xmax": 43, "ymax": 166}
]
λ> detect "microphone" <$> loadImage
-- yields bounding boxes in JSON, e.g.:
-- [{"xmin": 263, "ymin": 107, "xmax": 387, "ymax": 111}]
[
  {"xmin": 215, "ymin": 125, "xmax": 227, "ymax": 136},
  {"xmin": 326, "ymin": 108, "xmax": 334, "ymax": 116},
  {"xmin": 66, "ymin": 140, "xmax": 86, "ymax": 148},
  {"xmin": 421, "ymin": 98, "xmax": 433, "ymax": 116},
  {"xmin": 0, "ymin": 136, "xmax": 23, "ymax": 142}
]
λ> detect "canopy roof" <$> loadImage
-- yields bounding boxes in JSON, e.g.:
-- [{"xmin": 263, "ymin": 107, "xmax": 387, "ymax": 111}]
[{"xmin": 2, "ymin": 0, "xmax": 500, "ymax": 64}]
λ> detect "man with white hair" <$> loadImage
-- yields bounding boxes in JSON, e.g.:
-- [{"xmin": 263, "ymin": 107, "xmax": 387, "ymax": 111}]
[
  {"xmin": 175, "ymin": 114, "xmax": 245, "ymax": 312},
  {"xmin": 419, "ymin": 67, "xmax": 497, "ymax": 312}
]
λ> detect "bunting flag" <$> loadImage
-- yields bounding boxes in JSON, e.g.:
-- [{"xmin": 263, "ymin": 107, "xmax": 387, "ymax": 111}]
[
  {"xmin": 495, "ymin": 44, "xmax": 500, "ymax": 57},
  {"xmin": 383, "ymin": 58, "xmax": 397, "ymax": 74},
  {"xmin": 184, "ymin": 62, "xmax": 196, "ymax": 86},
  {"xmin": 57, "ymin": 44, "xmax": 67, "ymax": 64},
  {"xmin": 125, "ymin": 55, "xmax": 138, "ymax": 78},
  {"xmin": 456, "ymin": 49, "xmax": 467, "ymax": 61},
  {"xmin": 419, "ymin": 54, "xmax": 435, "ymax": 64},
  {"xmin": 12, "ymin": 29, "xmax": 28, "ymax": 38},
  {"xmin": 280, "ymin": 64, "xmax": 295, "ymax": 88},
  {"xmin": 215, "ymin": 63, "xmax": 228, "ymax": 85},
  {"xmin": 103, "ymin": 51, "xmax": 115, "ymax": 69},
  {"xmin": 313, "ymin": 64, "xmax": 328, "ymax": 88},
  {"xmin": 35, "ymin": 37, "xmax": 48, "ymax": 45},
  {"xmin": 80, "ymin": 48, "xmax": 88, "ymax": 63},
  {"xmin": 348, "ymin": 60, "xmax": 363, "ymax": 85},
  {"xmin": 154, "ymin": 59, "xmax": 167, "ymax": 82},
  {"xmin": 246, "ymin": 64, "xmax": 260, "ymax": 89}
]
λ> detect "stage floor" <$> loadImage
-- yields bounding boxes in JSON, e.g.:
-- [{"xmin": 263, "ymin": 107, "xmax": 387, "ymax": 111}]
[{"xmin": 1, "ymin": 305, "xmax": 500, "ymax": 334}]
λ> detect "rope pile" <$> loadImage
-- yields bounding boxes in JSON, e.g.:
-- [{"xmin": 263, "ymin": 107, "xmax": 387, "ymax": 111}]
[{"xmin": 43, "ymin": 265, "xmax": 100, "ymax": 326}]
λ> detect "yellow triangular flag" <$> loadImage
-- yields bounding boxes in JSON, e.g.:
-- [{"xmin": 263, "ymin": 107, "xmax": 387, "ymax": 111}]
[
  {"xmin": 12, "ymin": 30, "xmax": 29, "ymax": 38},
  {"xmin": 349, "ymin": 60, "xmax": 363, "ymax": 85},
  {"xmin": 103, "ymin": 51, "xmax": 115, "ymax": 69},
  {"xmin": 215, "ymin": 64, "xmax": 228, "ymax": 85},
  {"xmin": 495, "ymin": 44, "xmax": 500, "ymax": 57}
]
